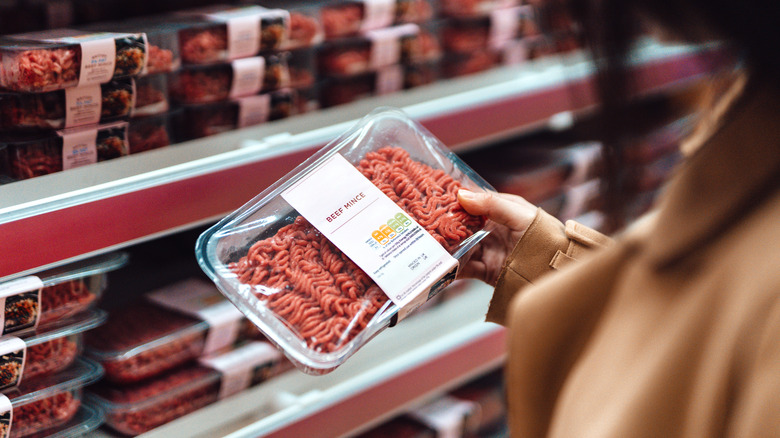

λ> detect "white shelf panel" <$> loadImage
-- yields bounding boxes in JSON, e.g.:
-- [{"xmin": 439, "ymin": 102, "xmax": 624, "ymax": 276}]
[
  {"xmin": 91, "ymin": 281, "xmax": 504, "ymax": 438},
  {"xmin": 0, "ymin": 41, "xmax": 722, "ymax": 280}
]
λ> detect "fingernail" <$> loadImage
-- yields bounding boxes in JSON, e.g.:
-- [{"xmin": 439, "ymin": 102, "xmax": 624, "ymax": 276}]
[{"xmin": 458, "ymin": 189, "xmax": 475, "ymax": 200}]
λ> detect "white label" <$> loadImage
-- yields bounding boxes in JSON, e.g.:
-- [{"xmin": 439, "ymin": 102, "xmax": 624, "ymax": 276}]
[
  {"xmin": 145, "ymin": 279, "xmax": 244, "ymax": 355},
  {"xmin": 366, "ymin": 24, "xmax": 419, "ymax": 68},
  {"xmin": 502, "ymin": 39, "xmax": 529, "ymax": 65},
  {"xmin": 0, "ymin": 276, "xmax": 42, "ymax": 337},
  {"xmin": 409, "ymin": 397, "xmax": 478, "ymax": 438},
  {"xmin": 225, "ymin": 15, "xmax": 262, "ymax": 59},
  {"xmin": 230, "ymin": 57, "xmax": 265, "ymax": 98},
  {"xmin": 199, "ymin": 342, "xmax": 281, "ymax": 399},
  {"xmin": 0, "ymin": 394, "xmax": 11, "ymax": 438},
  {"xmin": 375, "ymin": 65, "xmax": 404, "ymax": 95},
  {"xmin": 489, "ymin": 7, "xmax": 520, "ymax": 50},
  {"xmin": 236, "ymin": 94, "xmax": 271, "ymax": 128},
  {"xmin": 64, "ymin": 85, "xmax": 102, "ymax": 127},
  {"xmin": 59, "ymin": 128, "xmax": 98, "ymax": 170},
  {"xmin": 78, "ymin": 38, "xmax": 117, "ymax": 85},
  {"xmin": 0, "ymin": 337, "xmax": 27, "ymax": 392},
  {"xmin": 281, "ymin": 154, "xmax": 458, "ymax": 319},
  {"xmin": 361, "ymin": 0, "xmax": 396, "ymax": 31}
]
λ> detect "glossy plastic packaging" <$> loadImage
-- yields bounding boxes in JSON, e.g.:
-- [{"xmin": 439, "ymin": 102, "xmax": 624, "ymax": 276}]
[
  {"xmin": 0, "ymin": 80, "xmax": 133, "ymax": 132},
  {"xmin": 0, "ymin": 122, "xmax": 129, "ymax": 182},
  {"xmin": 178, "ymin": 90, "xmax": 294, "ymax": 140},
  {"xmin": 128, "ymin": 110, "xmax": 178, "ymax": 154},
  {"xmin": 196, "ymin": 108, "xmax": 494, "ymax": 374},
  {"xmin": 252, "ymin": 1, "xmax": 324, "ymax": 50},
  {"xmin": 442, "ymin": 6, "xmax": 538, "ymax": 53},
  {"xmin": 320, "ymin": 66, "xmax": 404, "ymax": 107},
  {"xmin": 321, "ymin": 0, "xmax": 397, "ymax": 39},
  {"xmin": 0, "ymin": 30, "xmax": 146, "ymax": 93},
  {"xmin": 317, "ymin": 24, "xmax": 423, "ymax": 76},
  {"xmin": 82, "ymin": 19, "xmax": 182, "ymax": 75},
  {"xmin": 3, "ymin": 357, "xmax": 103, "ymax": 438},
  {"xmin": 440, "ymin": 0, "xmax": 518, "ymax": 17},
  {"xmin": 87, "ymin": 341, "xmax": 286, "ymax": 435},
  {"xmin": 131, "ymin": 73, "xmax": 169, "ymax": 117},
  {"xmin": 0, "ymin": 309, "xmax": 107, "ymax": 391},
  {"xmin": 169, "ymin": 53, "xmax": 289, "ymax": 104}
]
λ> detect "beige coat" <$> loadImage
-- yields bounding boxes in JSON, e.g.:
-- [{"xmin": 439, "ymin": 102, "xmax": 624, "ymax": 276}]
[{"xmin": 488, "ymin": 80, "xmax": 779, "ymax": 437}]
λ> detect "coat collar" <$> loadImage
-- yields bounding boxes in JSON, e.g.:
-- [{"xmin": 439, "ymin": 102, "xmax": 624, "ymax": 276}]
[{"xmin": 638, "ymin": 78, "xmax": 780, "ymax": 267}]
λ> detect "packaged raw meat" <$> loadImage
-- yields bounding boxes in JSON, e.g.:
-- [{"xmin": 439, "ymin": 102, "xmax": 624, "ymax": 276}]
[
  {"xmin": 441, "ymin": 50, "xmax": 499, "ymax": 78},
  {"xmin": 30, "ymin": 403, "xmax": 105, "ymax": 438},
  {"xmin": 131, "ymin": 73, "xmax": 169, "ymax": 118},
  {"xmin": 287, "ymin": 47, "xmax": 317, "ymax": 89},
  {"xmin": 87, "ymin": 341, "xmax": 285, "ymax": 435},
  {"xmin": 128, "ymin": 110, "xmax": 178, "ymax": 154},
  {"xmin": 0, "ymin": 309, "xmax": 106, "ymax": 392},
  {"xmin": 293, "ymin": 84, "xmax": 321, "ymax": 115},
  {"xmin": 81, "ymin": 19, "xmax": 182, "ymax": 75},
  {"xmin": 0, "ymin": 30, "xmax": 147, "ymax": 93},
  {"xmin": 169, "ymin": 19, "xmax": 229, "ymax": 65},
  {"xmin": 178, "ymin": 89, "xmax": 294, "ymax": 140},
  {"xmin": 1, "ymin": 357, "xmax": 103, "ymax": 438},
  {"xmin": 317, "ymin": 24, "xmax": 422, "ymax": 76},
  {"xmin": 320, "ymin": 66, "xmax": 404, "ymax": 107},
  {"xmin": 176, "ymin": 5, "xmax": 290, "ymax": 56},
  {"xmin": 442, "ymin": 6, "xmax": 536, "ymax": 53},
  {"xmin": 321, "ymin": 0, "xmax": 396, "ymax": 39},
  {"xmin": 84, "ymin": 278, "xmax": 246, "ymax": 383},
  {"xmin": 0, "ymin": 122, "xmax": 129, "ymax": 182},
  {"xmin": 169, "ymin": 54, "xmax": 289, "ymax": 104},
  {"xmin": 441, "ymin": 0, "xmax": 518, "ymax": 18},
  {"xmin": 254, "ymin": 1, "xmax": 324, "ymax": 50},
  {"xmin": 0, "ymin": 79, "xmax": 133, "ymax": 132},
  {"xmin": 395, "ymin": 0, "xmax": 436, "ymax": 24},
  {"xmin": 403, "ymin": 59, "xmax": 441, "ymax": 89},
  {"xmin": 196, "ymin": 108, "xmax": 494, "ymax": 374}
]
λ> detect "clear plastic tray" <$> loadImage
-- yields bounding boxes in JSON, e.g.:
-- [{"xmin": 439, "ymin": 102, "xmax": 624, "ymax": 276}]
[
  {"xmin": 0, "ymin": 30, "xmax": 147, "ymax": 93},
  {"xmin": 256, "ymin": 0, "xmax": 324, "ymax": 50},
  {"xmin": 320, "ymin": 66, "xmax": 404, "ymax": 108},
  {"xmin": 196, "ymin": 108, "xmax": 494, "ymax": 374},
  {"xmin": 5, "ymin": 357, "xmax": 104, "ymax": 438},
  {"xmin": 0, "ymin": 122, "xmax": 129, "ymax": 182},
  {"xmin": 317, "ymin": 24, "xmax": 423, "ymax": 76},
  {"xmin": 128, "ymin": 110, "xmax": 179, "ymax": 154},
  {"xmin": 25, "ymin": 403, "xmax": 105, "ymax": 438},
  {"xmin": 84, "ymin": 302, "xmax": 208, "ymax": 384},
  {"xmin": 0, "ymin": 309, "xmax": 107, "ymax": 391},
  {"xmin": 82, "ymin": 19, "xmax": 182, "ymax": 75},
  {"xmin": 0, "ymin": 80, "xmax": 134, "ymax": 132},
  {"xmin": 168, "ymin": 53, "xmax": 290, "ymax": 105},
  {"xmin": 87, "ymin": 341, "xmax": 286, "ymax": 435},
  {"xmin": 132, "ymin": 73, "xmax": 169, "ymax": 118}
]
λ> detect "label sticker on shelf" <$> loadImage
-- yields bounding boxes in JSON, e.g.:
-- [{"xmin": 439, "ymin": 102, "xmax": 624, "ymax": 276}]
[
  {"xmin": 64, "ymin": 85, "xmax": 103, "ymax": 127},
  {"xmin": 145, "ymin": 279, "xmax": 244, "ymax": 355},
  {"xmin": 230, "ymin": 57, "xmax": 265, "ymax": 98},
  {"xmin": 199, "ymin": 341, "xmax": 281, "ymax": 399},
  {"xmin": 0, "ymin": 337, "xmax": 27, "ymax": 392},
  {"xmin": 59, "ymin": 127, "xmax": 98, "ymax": 170},
  {"xmin": 0, "ymin": 276, "xmax": 43, "ymax": 337},
  {"xmin": 361, "ymin": 0, "xmax": 396, "ymax": 31},
  {"xmin": 0, "ymin": 394, "xmax": 11, "ymax": 438},
  {"xmin": 236, "ymin": 94, "xmax": 271, "ymax": 128},
  {"xmin": 281, "ymin": 154, "xmax": 458, "ymax": 321}
]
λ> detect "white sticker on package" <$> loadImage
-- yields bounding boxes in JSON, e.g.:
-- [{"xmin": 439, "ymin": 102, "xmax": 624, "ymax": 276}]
[
  {"xmin": 64, "ymin": 85, "xmax": 102, "ymax": 127},
  {"xmin": 199, "ymin": 341, "xmax": 281, "ymax": 399},
  {"xmin": 489, "ymin": 7, "xmax": 520, "ymax": 50},
  {"xmin": 230, "ymin": 57, "xmax": 265, "ymax": 98},
  {"xmin": 0, "ymin": 276, "xmax": 43, "ymax": 337},
  {"xmin": 366, "ymin": 24, "xmax": 419, "ymax": 68},
  {"xmin": 360, "ymin": 0, "xmax": 396, "ymax": 31},
  {"xmin": 0, "ymin": 394, "xmax": 11, "ymax": 438},
  {"xmin": 502, "ymin": 39, "xmax": 529, "ymax": 65},
  {"xmin": 375, "ymin": 65, "xmax": 404, "ymax": 95},
  {"xmin": 78, "ymin": 37, "xmax": 118, "ymax": 85},
  {"xmin": 236, "ymin": 94, "xmax": 271, "ymax": 128},
  {"xmin": 409, "ymin": 397, "xmax": 479, "ymax": 438},
  {"xmin": 145, "ymin": 279, "xmax": 244, "ymax": 356},
  {"xmin": 281, "ymin": 154, "xmax": 458, "ymax": 319},
  {"xmin": 0, "ymin": 337, "xmax": 27, "ymax": 392},
  {"xmin": 59, "ymin": 128, "xmax": 98, "ymax": 170},
  {"xmin": 225, "ymin": 15, "xmax": 262, "ymax": 59}
]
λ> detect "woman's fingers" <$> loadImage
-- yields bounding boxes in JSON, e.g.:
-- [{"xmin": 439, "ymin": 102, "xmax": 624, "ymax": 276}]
[{"xmin": 458, "ymin": 189, "xmax": 537, "ymax": 232}]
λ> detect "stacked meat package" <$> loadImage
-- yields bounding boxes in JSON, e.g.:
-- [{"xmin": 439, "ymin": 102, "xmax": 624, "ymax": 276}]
[
  {"xmin": 0, "ymin": 252, "xmax": 128, "ymax": 438},
  {"xmin": 84, "ymin": 278, "xmax": 290, "ymax": 435}
]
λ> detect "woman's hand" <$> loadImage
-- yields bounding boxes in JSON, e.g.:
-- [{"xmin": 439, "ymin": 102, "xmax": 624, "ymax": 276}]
[{"xmin": 457, "ymin": 189, "xmax": 538, "ymax": 286}]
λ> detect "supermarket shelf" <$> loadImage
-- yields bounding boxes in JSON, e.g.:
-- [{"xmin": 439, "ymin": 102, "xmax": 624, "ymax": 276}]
[
  {"xmin": 0, "ymin": 41, "xmax": 723, "ymax": 280},
  {"xmin": 92, "ymin": 281, "xmax": 503, "ymax": 438}
]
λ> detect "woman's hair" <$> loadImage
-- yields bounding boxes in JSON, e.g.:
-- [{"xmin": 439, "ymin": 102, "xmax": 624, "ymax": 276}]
[{"xmin": 566, "ymin": 0, "xmax": 779, "ymax": 231}]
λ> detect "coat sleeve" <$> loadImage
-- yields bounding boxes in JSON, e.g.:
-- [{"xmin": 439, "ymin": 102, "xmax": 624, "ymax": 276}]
[{"xmin": 486, "ymin": 208, "xmax": 612, "ymax": 325}]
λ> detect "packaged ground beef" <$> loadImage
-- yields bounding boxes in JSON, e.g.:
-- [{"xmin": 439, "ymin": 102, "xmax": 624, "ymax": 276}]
[
  {"xmin": 0, "ymin": 79, "xmax": 133, "ymax": 132},
  {"xmin": 128, "ymin": 110, "xmax": 178, "ymax": 154},
  {"xmin": 1, "ymin": 357, "xmax": 103, "ymax": 438},
  {"xmin": 85, "ymin": 278, "xmax": 246, "ymax": 384},
  {"xmin": 321, "ymin": 0, "xmax": 397, "ymax": 39},
  {"xmin": 0, "ymin": 122, "xmax": 129, "ymax": 182},
  {"xmin": 131, "ymin": 73, "xmax": 169, "ymax": 118},
  {"xmin": 442, "ymin": 6, "xmax": 537, "ymax": 54},
  {"xmin": 87, "ymin": 341, "xmax": 286, "ymax": 435},
  {"xmin": 168, "ymin": 54, "xmax": 289, "ymax": 105},
  {"xmin": 0, "ymin": 309, "xmax": 106, "ymax": 392},
  {"xmin": 320, "ymin": 66, "xmax": 404, "ymax": 107},
  {"xmin": 0, "ymin": 30, "xmax": 146, "ymax": 93},
  {"xmin": 196, "ymin": 108, "xmax": 494, "ymax": 374}
]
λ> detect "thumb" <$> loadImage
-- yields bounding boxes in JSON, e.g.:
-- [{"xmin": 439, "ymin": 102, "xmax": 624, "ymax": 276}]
[{"xmin": 458, "ymin": 189, "xmax": 537, "ymax": 231}]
